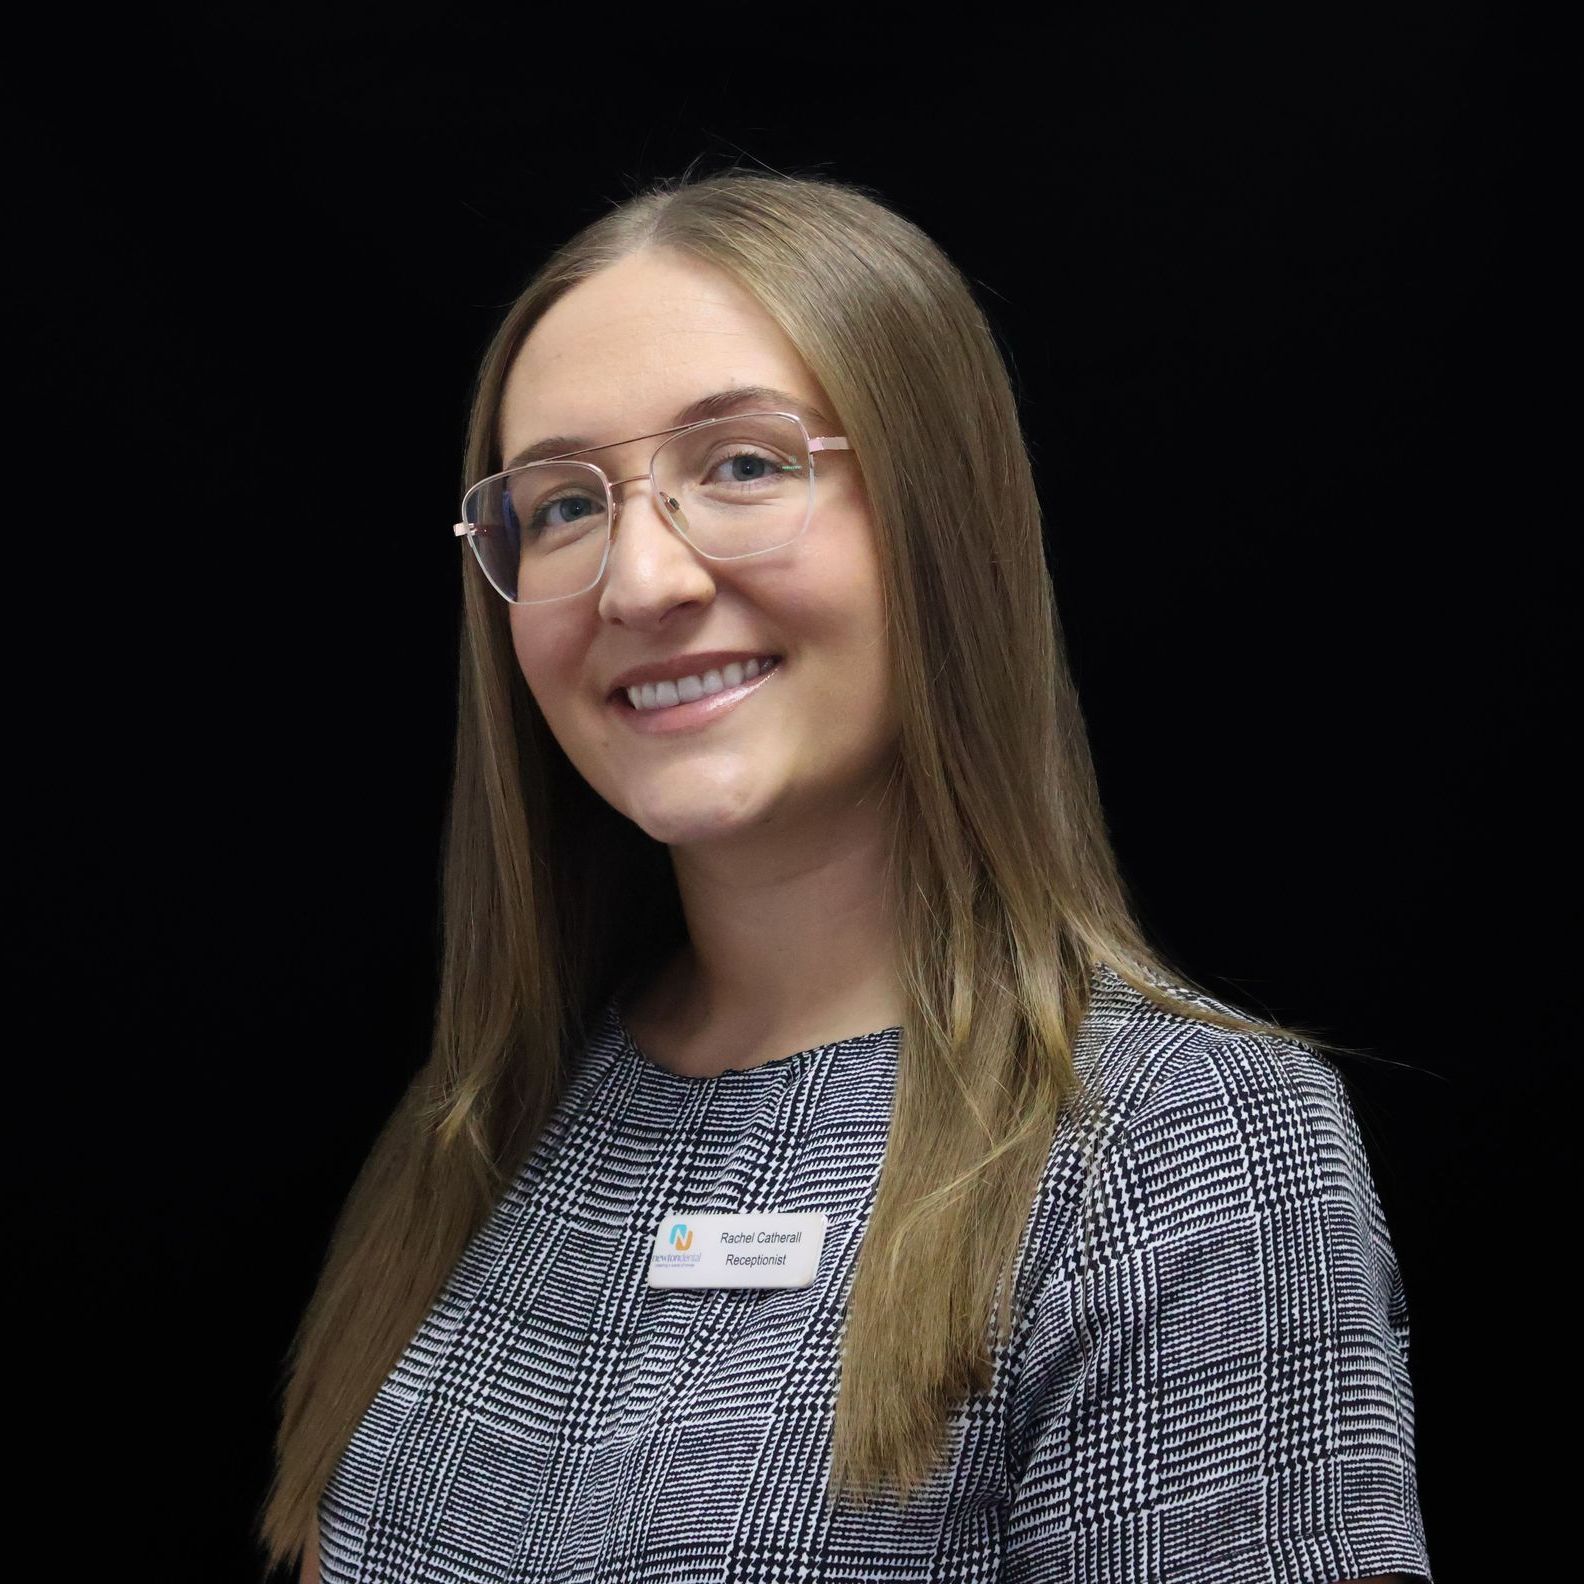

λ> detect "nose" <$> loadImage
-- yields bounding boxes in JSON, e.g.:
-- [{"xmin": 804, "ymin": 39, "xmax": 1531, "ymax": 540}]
[{"xmin": 595, "ymin": 472, "xmax": 717, "ymax": 619}]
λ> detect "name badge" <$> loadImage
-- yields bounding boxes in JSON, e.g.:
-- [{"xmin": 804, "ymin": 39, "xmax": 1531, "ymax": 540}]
[{"xmin": 646, "ymin": 1211, "xmax": 828, "ymax": 1290}]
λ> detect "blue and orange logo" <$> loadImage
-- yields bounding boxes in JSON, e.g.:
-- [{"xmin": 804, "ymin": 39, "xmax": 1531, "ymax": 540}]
[{"xmin": 668, "ymin": 1221, "xmax": 694, "ymax": 1250}]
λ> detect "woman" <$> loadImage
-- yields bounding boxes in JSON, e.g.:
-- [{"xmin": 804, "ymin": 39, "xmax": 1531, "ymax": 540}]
[{"xmin": 260, "ymin": 168, "xmax": 1431, "ymax": 1583}]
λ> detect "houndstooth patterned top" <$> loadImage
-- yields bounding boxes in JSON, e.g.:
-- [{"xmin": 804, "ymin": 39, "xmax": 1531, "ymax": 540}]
[{"xmin": 316, "ymin": 962, "xmax": 1432, "ymax": 1582}]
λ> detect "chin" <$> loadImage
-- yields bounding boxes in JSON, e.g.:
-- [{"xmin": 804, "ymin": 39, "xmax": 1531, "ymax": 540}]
[{"xmin": 621, "ymin": 782, "xmax": 779, "ymax": 847}]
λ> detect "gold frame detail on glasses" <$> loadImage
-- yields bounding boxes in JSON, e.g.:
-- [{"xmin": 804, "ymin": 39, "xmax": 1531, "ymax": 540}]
[{"xmin": 452, "ymin": 410, "xmax": 852, "ymax": 605}]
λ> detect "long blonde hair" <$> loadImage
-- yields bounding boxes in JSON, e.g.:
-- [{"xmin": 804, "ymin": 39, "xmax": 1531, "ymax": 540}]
[{"xmin": 257, "ymin": 162, "xmax": 1368, "ymax": 1576}]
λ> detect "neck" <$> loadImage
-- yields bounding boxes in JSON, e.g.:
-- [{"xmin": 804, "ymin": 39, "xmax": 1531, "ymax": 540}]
[{"xmin": 633, "ymin": 790, "xmax": 906, "ymax": 1050}]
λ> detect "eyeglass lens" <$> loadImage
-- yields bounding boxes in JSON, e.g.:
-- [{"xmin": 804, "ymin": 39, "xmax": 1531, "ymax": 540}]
[{"xmin": 463, "ymin": 413, "xmax": 814, "ymax": 604}]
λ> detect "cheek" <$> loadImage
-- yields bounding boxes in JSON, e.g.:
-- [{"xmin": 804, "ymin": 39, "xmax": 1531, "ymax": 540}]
[
  {"xmin": 811, "ymin": 513, "xmax": 888, "ymax": 656},
  {"xmin": 508, "ymin": 610, "xmax": 583, "ymax": 713},
  {"xmin": 507, "ymin": 617, "xmax": 540, "ymax": 688},
  {"xmin": 787, "ymin": 499, "xmax": 886, "ymax": 620},
  {"xmin": 787, "ymin": 526, "xmax": 894, "ymax": 730}
]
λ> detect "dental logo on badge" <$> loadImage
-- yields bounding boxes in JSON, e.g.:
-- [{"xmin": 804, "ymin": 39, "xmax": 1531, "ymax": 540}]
[{"xmin": 647, "ymin": 1211, "xmax": 829, "ymax": 1290}]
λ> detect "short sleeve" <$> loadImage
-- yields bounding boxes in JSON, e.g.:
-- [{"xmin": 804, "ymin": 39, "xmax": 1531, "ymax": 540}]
[{"xmin": 1002, "ymin": 1032, "xmax": 1433, "ymax": 1584}]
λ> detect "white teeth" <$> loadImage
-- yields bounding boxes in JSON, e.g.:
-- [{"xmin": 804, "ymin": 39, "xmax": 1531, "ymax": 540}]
[{"xmin": 624, "ymin": 656, "xmax": 778, "ymax": 711}]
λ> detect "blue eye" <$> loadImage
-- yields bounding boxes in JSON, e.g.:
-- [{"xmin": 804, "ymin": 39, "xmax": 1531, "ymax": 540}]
[
  {"xmin": 529, "ymin": 492, "xmax": 602, "ymax": 534},
  {"xmin": 709, "ymin": 447, "xmax": 795, "ymax": 486},
  {"xmin": 502, "ymin": 484, "xmax": 604, "ymax": 542}
]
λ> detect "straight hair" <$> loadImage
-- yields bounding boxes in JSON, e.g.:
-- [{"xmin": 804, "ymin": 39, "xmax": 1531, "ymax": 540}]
[{"xmin": 257, "ymin": 162, "xmax": 1373, "ymax": 1577}]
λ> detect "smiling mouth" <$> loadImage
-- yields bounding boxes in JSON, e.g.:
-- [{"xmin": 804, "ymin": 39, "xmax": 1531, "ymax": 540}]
[{"xmin": 609, "ymin": 656, "xmax": 784, "ymax": 712}]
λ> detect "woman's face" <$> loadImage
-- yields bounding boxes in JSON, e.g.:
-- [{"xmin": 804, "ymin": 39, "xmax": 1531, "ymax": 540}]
[{"xmin": 496, "ymin": 248, "xmax": 899, "ymax": 850}]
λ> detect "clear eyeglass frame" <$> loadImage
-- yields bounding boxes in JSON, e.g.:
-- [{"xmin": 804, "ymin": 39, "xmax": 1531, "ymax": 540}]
[{"xmin": 452, "ymin": 410, "xmax": 852, "ymax": 605}]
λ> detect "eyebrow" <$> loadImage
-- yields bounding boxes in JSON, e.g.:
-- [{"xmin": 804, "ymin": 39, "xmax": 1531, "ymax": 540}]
[{"xmin": 501, "ymin": 385, "xmax": 831, "ymax": 471}]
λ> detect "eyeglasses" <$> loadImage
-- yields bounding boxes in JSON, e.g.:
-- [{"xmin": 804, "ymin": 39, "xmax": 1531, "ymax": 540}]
[{"xmin": 452, "ymin": 410, "xmax": 851, "ymax": 605}]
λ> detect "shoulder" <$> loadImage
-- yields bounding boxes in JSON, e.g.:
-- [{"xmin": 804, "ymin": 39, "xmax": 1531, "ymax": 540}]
[
  {"xmin": 1004, "ymin": 968, "xmax": 1430, "ymax": 1583},
  {"xmin": 1023, "ymin": 962, "xmax": 1374, "ymax": 1296}
]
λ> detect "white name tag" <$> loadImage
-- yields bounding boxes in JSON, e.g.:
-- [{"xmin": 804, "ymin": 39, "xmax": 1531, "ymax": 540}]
[{"xmin": 646, "ymin": 1211, "xmax": 828, "ymax": 1290}]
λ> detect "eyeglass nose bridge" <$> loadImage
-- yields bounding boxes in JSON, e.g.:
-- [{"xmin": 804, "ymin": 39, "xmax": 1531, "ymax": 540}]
[
  {"xmin": 603, "ymin": 469, "xmax": 683, "ymax": 535},
  {"xmin": 607, "ymin": 469, "xmax": 659, "ymax": 497}
]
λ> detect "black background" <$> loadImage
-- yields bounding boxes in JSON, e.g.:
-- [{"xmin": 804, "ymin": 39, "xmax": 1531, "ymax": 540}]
[{"xmin": 17, "ymin": 8, "xmax": 1561, "ymax": 1579}]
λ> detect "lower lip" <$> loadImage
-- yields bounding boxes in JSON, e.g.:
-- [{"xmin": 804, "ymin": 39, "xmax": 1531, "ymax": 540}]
[{"xmin": 610, "ymin": 658, "xmax": 784, "ymax": 735}]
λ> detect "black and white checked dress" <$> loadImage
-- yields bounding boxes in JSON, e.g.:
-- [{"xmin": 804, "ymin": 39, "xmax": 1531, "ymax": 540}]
[{"xmin": 317, "ymin": 962, "xmax": 1432, "ymax": 1582}]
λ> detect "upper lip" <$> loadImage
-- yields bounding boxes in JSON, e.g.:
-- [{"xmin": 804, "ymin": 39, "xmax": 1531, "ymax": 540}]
[{"xmin": 607, "ymin": 650, "xmax": 781, "ymax": 697}]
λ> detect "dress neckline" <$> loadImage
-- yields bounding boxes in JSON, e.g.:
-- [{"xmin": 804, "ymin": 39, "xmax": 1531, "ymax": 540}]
[{"xmin": 610, "ymin": 999, "xmax": 903, "ymax": 1084}]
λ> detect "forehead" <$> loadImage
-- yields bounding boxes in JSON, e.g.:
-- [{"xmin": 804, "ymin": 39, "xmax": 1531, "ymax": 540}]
[{"xmin": 498, "ymin": 250, "xmax": 823, "ymax": 459}]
